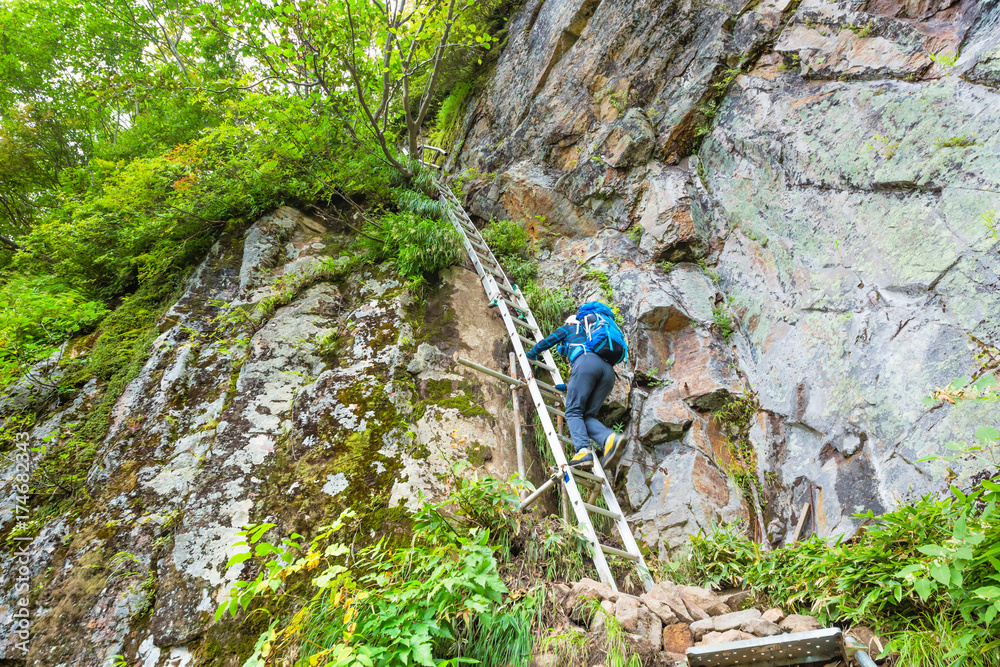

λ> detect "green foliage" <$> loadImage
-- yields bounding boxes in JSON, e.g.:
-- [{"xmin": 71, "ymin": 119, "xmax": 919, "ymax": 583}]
[
  {"xmin": 714, "ymin": 393, "xmax": 763, "ymax": 507},
  {"xmin": 698, "ymin": 258, "xmax": 721, "ymax": 283},
  {"xmin": 935, "ymin": 134, "xmax": 978, "ymax": 149},
  {"xmin": 428, "ymin": 81, "xmax": 475, "ymax": 150},
  {"xmin": 930, "ymin": 50, "xmax": 959, "ymax": 71},
  {"xmin": 14, "ymin": 277, "xmax": 182, "ymax": 522},
  {"xmin": 362, "ymin": 212, "xmax": 464, "ymax": 279},
  {"xmin": 0, "ymin": 275, "xmax": 107, "ymax": 387},
  {"xmin": 842, "ymin": 22, "xmax": 874, "ymax": 38},
  {"xmin": 864, "ymin": 133, "xmax": 900, "ymax": 159},
  {"xmin": 482, "ymin": 218, "xmax": 538, "ymax": 286},
  {"xmin": 682, "ymin": 481, "xmax": 1000, "ymax": 667},
  {"xmin": 712, "ymin": 305, "xmax": 735, "ymax": 342},
  {"xmin": 482, "ymin": 218, "xmax": 531, "ymax": 260},
  {"xmin": 395, "ymin": 188, "xmax": 445, "ymax": 220},
  {"xmin": 981, "ymin": 210, "xmax": 998, "ymax": 240},
  {"xmin": 218, "ymin": 472, "xmax": 528, "ymax": 667},
  {"xmin": 523, "ymin": 283, "xmax": 574, "ymax": 333}
]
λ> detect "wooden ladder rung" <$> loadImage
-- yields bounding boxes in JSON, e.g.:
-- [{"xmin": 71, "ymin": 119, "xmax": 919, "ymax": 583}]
[
  {"xmin": 584, "ymin": 502, "xmax": 622, "ymax": 521},
  {"xmin": 601, "ymin": 544, "xmax": 640, "ymax": 562}
]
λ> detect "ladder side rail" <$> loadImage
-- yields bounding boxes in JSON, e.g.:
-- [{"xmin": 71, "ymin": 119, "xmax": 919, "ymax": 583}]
[
  {"xmin": 439, "ymin": 181, "xmax": 645, "ymax": 592},
  {"xmin": 444, "ymin": 205, "xmax": 490, "ymax": 281},
  {"xmin": 492, "ymin": 296, "xmax": 618, "ymax": 591},
  {"xmin": 591, "ymin": 456, "xmax": 654, "ymax": 592}
]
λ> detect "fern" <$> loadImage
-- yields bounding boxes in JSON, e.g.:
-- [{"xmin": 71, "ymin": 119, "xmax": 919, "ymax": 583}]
[{"xmin": 395, "ymin": 188, "xmax": 444, "ymax": 220}]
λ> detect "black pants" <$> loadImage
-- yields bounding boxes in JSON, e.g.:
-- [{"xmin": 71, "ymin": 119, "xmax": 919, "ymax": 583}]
[{"xmin": 564, "ymin": 353, "xmax": 616, "ymax": 452}]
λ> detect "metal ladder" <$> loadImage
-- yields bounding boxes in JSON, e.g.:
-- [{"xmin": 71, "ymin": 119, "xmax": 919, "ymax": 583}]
[{"xmin": 436, "ymin": 182, "xmax": 653, "ymax": 593}]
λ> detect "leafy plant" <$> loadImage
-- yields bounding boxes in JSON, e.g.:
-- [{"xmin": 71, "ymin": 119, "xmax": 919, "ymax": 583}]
[
  {"xmin": 712, "ymin": 305, "xmax": 735, "ymax": 342},
  {"xmin": 983, "ymin": 210, "xmax": 998, "ymax": 240},
  {"xmin": 396, "ymin": 189, "xmax": 445, "ymax": 220},
  {"xmin": 843, "ymin": 22, "xmax": 874, "ymax": 38},
  {"xmin": 361, "ymin": 211, "xmax": 464, "ymax": 279},
  {"xmin": 481, "ymin": 218, "xmax": 532, "ymax": 259},
  {"xmin": 698, "ymin": 258, "xmax": 721, "ymax": 284},
  {"xmin": 864, "ymin": 134, "xmax": 900, "ymax": 159},
  {"xmin": 930, "ymin": 50, "xmax": 959, "ymax": 71},
  {"xmin": 218, "ymin": 473, "xmax": 534, "ymax": 667},
  {"xmin": 934, "ymin": 134, "xmax": 978, "ymax": 149},
  {"xmin": 0, "ymin": 275, "xmax": 107, "ymax": 387}
]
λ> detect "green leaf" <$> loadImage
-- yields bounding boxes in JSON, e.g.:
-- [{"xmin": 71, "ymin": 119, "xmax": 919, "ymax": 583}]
[
  {"xmin": 949, "ymin": 376, "xmax": 970, "ymax": 389},
  {"xmin": 930, "ymin": 563, "xmax": 951, "ymax": 585},
  {"xmin": 917, "ymin": 544, "xmax": 948, "ymax": 557},
  {"xmin": 972, "ymin": 374, "xmax": 997, "ymax": 392},
  {"xmin": 974, "ymin": 585, "xmax": 1000, "ymax": 599},
  {"xmin": 225, "ymin": 551, "xmax": 253, "ymax": 568},
  {"xmin": 914, "ymin": 577, "xmax": 933, "ymax": 600},
  {"xmin": 976, "ymin": 425, "xmax": 1000, "ymax": 444}
]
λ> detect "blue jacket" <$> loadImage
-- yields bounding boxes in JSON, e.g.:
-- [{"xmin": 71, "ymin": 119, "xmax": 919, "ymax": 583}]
[{"xmin": 525, "ymin": 314, "xmax": 600, "ymax": 363}]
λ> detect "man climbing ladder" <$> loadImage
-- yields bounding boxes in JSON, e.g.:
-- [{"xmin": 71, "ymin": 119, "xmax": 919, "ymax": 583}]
[{"xmin": 525, "ymin": 301, "xmax": 629, "ymax": 468}]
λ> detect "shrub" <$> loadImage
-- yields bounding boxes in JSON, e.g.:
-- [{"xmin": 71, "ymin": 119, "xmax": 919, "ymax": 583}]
[
  {"xmin": 363, "ymin": 211, "xmax": 464, "ymax": 279},
  {"xmin": 712, "ymin": 305, "xmax": 735, "ymax": 342},
  {"xmin": 678, "ymin": 481, "xmax": 1000, "ymax": 667},
  {"xmin": 395, "ymin": 188, "xmax": 445, "ymax": 221},
  {"xmin": 482, "ymin": 218, "xmax": 531, "ymax": 259},
  {"xmin": 217, "ymin": 473, "xmax": 529, "ymax": 667},
  {"xmin": 0, "ymin": 275, "xmax": 108, "ymax": 387}
]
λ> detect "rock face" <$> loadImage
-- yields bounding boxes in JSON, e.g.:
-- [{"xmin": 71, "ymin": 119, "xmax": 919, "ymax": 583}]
[
  {"xmin": 0, "ymin": 208, "xmax": 525, "ymax": 665},
  {"xmin": 450, "ymin": 0, "xmax": 1000, "ymax": 552}
]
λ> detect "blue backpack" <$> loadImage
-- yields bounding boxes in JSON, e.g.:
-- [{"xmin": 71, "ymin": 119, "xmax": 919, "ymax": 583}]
[{"xmin": 564, "ymin": 301, "xmax": 628, "ymax": 365}]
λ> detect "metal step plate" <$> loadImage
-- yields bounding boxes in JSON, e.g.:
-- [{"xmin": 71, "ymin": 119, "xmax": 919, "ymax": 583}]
[{"xmin": 686, "ymin": 628, "xmax": 845, "ymax": 667}]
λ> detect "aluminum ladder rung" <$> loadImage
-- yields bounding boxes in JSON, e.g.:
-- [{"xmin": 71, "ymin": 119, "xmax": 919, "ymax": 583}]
[
  {"xmin": 455, "ymin": 357, "xmax": 523, "ymax": 387},
  {"xmin": 600, "ymin": 544, "xmax": 640, "ymax": 562},
  {"xmin": 497, "ymin": 295, "xmax": 527, "ymax": 313},
  {"xmin": 478, "ymin": 254, "xmax": 503, "ymax": 272},
  {"xmin": 584, "ymin": 502, "xmax": 622, "ymax": 521},
  {"xmin": 534, "ymin": 377, "xmax": 561, "ymax": 393},
  {"xmin": 511, "ymin": 317, "xmax": 540, "ymax": 332},
  {"xmin": 483, "ymin": 264, "xmax": 506, "ymax": 280},
  {"xmin": 518, "ymin": 333, "xmax": 540, "ymax": 347},
  {"xmin": 570, "ymin": 467, "xmax": 605, "ymax": 486},
  {"xmin": 492, "ymin": 281, "xmax": 519, "ymax": 296},
  {"xmin": 544, "ymin": 404, "xmax": 566, "ymax": 418},
  {"xmin": 528, "ymin": 357, "xmax": 556, "ymax": 372},
  {"xmin": 556, "ymin": 433, "xmax": 574, "ymax": 447}
]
